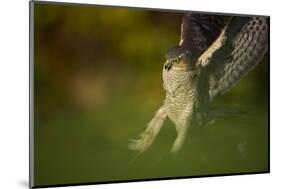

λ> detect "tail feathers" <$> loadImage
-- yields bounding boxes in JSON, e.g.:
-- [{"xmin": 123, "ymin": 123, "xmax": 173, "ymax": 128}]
[
  {"xmin": 196, "ymin": 106, "xmax": 250, "ymax": 126},
  {"xmin": 208, "ymin": 106, "xmax": 249, "ymax": 121}
]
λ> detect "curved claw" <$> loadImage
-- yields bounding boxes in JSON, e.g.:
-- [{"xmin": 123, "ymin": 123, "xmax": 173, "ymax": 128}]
[{"xmin": 128, "ymin": 130, "xmax": 155, "ymax": 153}]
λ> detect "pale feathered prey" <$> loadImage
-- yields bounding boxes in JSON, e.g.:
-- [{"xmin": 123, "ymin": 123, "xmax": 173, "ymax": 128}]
[{"xmin": 129, "ymin": 13, "xmax": 269, "ymax": 153}]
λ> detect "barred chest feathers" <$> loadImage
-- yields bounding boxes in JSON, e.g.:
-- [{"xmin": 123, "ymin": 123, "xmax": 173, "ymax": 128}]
[{"xmin": 162, "ymin": 65, "xmax": 198, "ymax": 123}]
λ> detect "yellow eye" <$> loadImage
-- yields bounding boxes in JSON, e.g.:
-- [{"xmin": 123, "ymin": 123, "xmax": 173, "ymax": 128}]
[{"xmin": 174, "ymin": 58, "xmax": 180, "ymax": 64}]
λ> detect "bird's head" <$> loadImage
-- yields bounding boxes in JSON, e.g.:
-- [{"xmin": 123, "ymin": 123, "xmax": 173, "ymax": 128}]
[{"xmin": 164, "ymin": 46, "xmax": 193, "ymax": 71}]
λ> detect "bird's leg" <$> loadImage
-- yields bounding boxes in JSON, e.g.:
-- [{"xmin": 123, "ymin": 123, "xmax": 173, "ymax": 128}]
[
  {"xmin": 129, "ymin": 105, "xmax": 167, "ymax": 153},
  {"xmin": 195, "ymin": 66, "xmax": 212, "ymax": 127},
  {"xmin": 170, "ymin": 110, "xmax": 193, "ymax": 153}
]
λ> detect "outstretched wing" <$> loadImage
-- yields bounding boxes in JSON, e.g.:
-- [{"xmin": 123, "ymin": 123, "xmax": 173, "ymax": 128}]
[
  {"xmin": 196, "ymin": 16, "xmax": 269, "ymax": 99},
  {"xmin": 180, "ymin": 13, "xmax": 229, "ymax": 60}
]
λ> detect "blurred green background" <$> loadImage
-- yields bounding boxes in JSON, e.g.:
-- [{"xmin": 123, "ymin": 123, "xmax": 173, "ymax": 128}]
[{"xmin": 33, "ymin": 2, "xmax": 269, "ymax": 186}]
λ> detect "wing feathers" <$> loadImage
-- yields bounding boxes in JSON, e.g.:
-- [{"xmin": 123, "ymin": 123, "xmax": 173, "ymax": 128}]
[
  {"xmin": 210, "ymin": 17, "xmax": 268, "ymax": 98},
  {"xmin": 180, "ymin": 14, "xmax": 228, "ymax": 58},
  {"xmin": 179, "ymin": 14, "xmax": 268, "ymax": 100}
]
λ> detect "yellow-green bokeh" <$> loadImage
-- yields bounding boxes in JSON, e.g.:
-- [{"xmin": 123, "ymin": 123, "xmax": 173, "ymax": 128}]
[{"xmin": 33, "ymin": 2, "xmax": 269, "ymax": 186}]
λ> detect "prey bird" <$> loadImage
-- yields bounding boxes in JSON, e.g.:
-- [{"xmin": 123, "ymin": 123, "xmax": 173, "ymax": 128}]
[{"xmin": 129, "ymin": 13, "xmax": 268, "ymax": 153}]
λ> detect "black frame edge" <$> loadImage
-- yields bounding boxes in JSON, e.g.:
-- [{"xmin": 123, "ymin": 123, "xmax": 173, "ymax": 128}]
[{"xmin": 29, "ymin": 0, "xmax": 35, "ymax": 188}]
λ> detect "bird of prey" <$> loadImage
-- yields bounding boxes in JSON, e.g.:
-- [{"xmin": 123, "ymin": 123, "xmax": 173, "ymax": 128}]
[{"xmin": 129, "ymin": 13, "xmax": 269, "ymax": 153}]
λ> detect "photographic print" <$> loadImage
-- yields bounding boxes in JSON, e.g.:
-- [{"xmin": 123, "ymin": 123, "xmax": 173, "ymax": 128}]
[{"xmin": 30, "ymin": 1, "xmax": 269, "ymax": 188}]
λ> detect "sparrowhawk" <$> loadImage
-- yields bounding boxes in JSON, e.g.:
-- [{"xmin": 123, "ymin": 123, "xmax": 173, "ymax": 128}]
[{"xmin": 129, "ymin": 13, "xmax": 268, "ymax": 153}]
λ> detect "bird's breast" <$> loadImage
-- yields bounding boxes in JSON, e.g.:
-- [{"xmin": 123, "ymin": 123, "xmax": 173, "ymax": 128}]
[{"xmin": 162, "ymin": 67, "xmax": 198, "ymax": 121}]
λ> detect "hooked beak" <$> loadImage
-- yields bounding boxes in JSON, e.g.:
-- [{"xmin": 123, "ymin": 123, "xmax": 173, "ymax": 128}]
[{"xmin": 164, "ymin": 61, "xmax": 173, "ymax": 71}]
